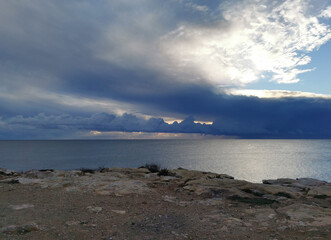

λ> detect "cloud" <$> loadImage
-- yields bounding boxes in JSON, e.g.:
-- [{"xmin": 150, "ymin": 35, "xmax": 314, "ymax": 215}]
[
  {"xmin": 162, "ymin": 0, "xmax": 331, "ymax": 85},
  {"xmin": 0, "ymin": 0, "xmax": 329, "ymax": 95},
  {"xmin": 0, "ymin": 113, "xmax": 213, "ymax": 139},
  {"xmin": 320, "ymin": 6, "xmax": 331, "ymax": 18},
  {"xmin": 2, "ymin": 92, "xmax": 331, "ymax": 139},
  {"xmin": 0, "ymin": 0, "xmax": 330, "ymax": 139},
  {"xmin": 226, "ymin": 89, "xmax": 331, "ymax": 99}
]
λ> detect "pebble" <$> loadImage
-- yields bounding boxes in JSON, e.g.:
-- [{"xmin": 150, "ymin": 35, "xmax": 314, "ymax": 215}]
[
  {"xmin": 87, "ymin": 206, "xmax": 103, "ymax": 213},
  {"xmin": 111, "ymin": 210, "xmax": 126, "ymax": 214},
  {"xmin": 10, "ymin": 204, "xmax": 34, "ymax": 210}
]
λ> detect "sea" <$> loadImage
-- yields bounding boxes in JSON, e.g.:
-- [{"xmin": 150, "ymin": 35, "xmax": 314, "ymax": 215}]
[{"xmin": 0, "ymin": 139, "xmax": 330, "ymax": 183}]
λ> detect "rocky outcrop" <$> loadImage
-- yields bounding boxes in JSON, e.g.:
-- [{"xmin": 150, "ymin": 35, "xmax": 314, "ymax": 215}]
[{"xmin": 0, "ymin": 167, "xmax": 330, "ymax": 239}]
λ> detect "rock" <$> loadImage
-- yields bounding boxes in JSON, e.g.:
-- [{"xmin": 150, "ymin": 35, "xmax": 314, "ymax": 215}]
[
  {"xmin": 182, "ymin": 177, "xmax": 249, "ymax": 198},
  {"xmin": 172, "ymin": 169, "xmax": 234, "ymax": 181},
  {"xmin": 0, "ymin": 223, "xmax": 39, "ymax": 234},
  {"xmin": 54, "ymin": 170, "xmax": 84, "ymax": 178},
  {"xmin": 0, "ymin": 168, "xmax": 19, "ymax": 176},
  {"xmin": 95, "ymin": 190, "xmax": 113, "ymax": 196},
  {"xmin": 263, "ymin": 178, "xmax": 296, "ymax": 185},
  {"xmin": 254, "ymin": 184, "xmax": 302, "ymax": 198},
  {"xmin": 111, "ymin": 210, "xmax": 126, "ymax": 214},
  {"xmin": 277, "ymin": 203, "xmax": 331, "ymax": 226},
  {"xmin": 24, "ymin": 169, "xmax": 56, "ymax": 179},
  {"xmin": 87, "ymin": 206, "xmax": 103, "ymax": 213},
  {"xmin": 16, "ymin": 178, "xmax": 44, "ymax": 185},
  {"xmin": 225, "ymin": 217, "xmax": 244, "ymax": 227},
  {"xmin": 162, "ymin": 195, "xmax": 191, "ymax": 206},
  {"xmin": 0, "ymin": 178, "xmax": 20, "ymax": 184},
  {"xmin": 65, "ymin": 221, "xmax": 81, "ymax": 226},
  {"xmin": 162, "ymin": 195, "xmax": 177, "ymax": 203},
  {"xmin": 220, "ymin": 226, "xmax": 229, "ymax": 232},
  {"xmin": 263, "ymin": 178, "xmax": 327, "ymax": 190},
  {"xmin": 296, "ymin": 178, "xmax": 327, "ymax": 187},
  {"xmin": 159, "ymin": 176, "xmax": 178, "ymax": 182},
  {"xmin": 15, "ymin": 170, "xmax": 152, "ymax": 195},
  {"xmin": 254, "ymin": 209, "xmax": 277, "ymax": 222},
  {"xmin": 105, "ymin": 168, "xmax": 150, "ymax": 175},
  {"xmin": 227, "ymin": 195, "xmax": 276, "ymax": 205},
  {"xmin": 307, "ymin": 185, "xmax": 331, "ymax": 198},
  {"xmin": 92, "ymin": 179, "xmax": 151, "ymax": 195},
  {"xmin": 10, "ymin": 204, "xmax": 34, "ymax": 210}
]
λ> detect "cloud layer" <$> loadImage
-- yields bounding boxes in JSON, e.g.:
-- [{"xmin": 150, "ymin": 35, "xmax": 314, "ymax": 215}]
[{"xmin": 2, "ymin": 93, "xmax": 331, "ymax": 139}]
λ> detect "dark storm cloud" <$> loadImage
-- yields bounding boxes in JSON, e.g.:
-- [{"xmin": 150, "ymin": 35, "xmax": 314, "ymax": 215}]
[
  {"xmin": 1, "ymin": 93, "xmax": 331, "ymax": 139},
  {"xmin": 0, "ymin": 113, "xmax": 213, "ymax": 139}
]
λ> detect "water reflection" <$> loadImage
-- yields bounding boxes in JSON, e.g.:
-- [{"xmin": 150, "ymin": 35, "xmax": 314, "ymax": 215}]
[{"xmin": 0, "ymin": 139, "xmax": 330, "ymax": 183}]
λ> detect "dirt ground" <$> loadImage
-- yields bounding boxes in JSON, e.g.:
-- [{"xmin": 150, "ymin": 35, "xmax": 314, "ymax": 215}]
[{"xmin": 0, "ymin": 168, "xmax": 330, "ymax": 240}]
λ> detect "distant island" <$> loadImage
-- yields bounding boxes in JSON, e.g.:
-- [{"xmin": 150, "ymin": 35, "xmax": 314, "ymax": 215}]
[{"xmin": 1, "ymin": 166, "xmax": 331, "ymax": 239}]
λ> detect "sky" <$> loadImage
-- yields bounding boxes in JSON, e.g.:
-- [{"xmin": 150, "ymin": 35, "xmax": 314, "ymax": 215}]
[{"xmin": 0, "ymin": 0, "xmax": 331, "ymax": 139}]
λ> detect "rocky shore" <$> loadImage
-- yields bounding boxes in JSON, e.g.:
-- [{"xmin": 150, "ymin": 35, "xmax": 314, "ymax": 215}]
[{"xmin": 1, "ymin": 167, "xmax": 331, "ymax": 239}]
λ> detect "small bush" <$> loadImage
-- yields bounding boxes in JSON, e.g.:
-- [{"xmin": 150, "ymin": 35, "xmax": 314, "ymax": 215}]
[
  {"xmin": 80, "ymin": 168, "xmax": 96, "ymax": 174},
  {"xmin": 97, "ymin": 166, "xmax": 107, "ymax": 172},
  {"xmin": 143, "ymin": 163, "xmax": 160, "ymax": 173},
  {"xmin": 158, "ymin": 168, "xmax": 169, "ymax": 176},
  {"xmin": 158, "ymin": 168, "xmax": 177, "ymax": 176},
  {"xmin": 39, "ymin": 169, "xmax": 54, "ymax": 172}
]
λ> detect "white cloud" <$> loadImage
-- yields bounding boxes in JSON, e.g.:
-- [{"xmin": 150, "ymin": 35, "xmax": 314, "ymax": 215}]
[
  {"xmin": 320, "ymin": 6, "xmax": 331, "ymax": 18},
  {"xmin": 186, "ymin": 2, "xmax": 209, "ymax": 12},
  {"xmin": 226, "ymin": 88, "xmax": 331, "ymax": 99},
  {"xmin": 161, "ymin": 0, "xmax": 331, "ymax": 85}
]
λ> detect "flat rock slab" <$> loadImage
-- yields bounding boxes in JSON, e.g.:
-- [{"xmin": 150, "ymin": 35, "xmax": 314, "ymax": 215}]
[
  {"xmin": 308, "ymin": 185, "xmax": 331, "ymax": 197},
  {"xmin": 277, "ymin": 203, "xmax": 331, "ymax": 226}
]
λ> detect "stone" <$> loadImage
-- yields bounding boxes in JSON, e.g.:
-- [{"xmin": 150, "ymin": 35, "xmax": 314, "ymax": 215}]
[
  {"xmin": 24, "ymin": 169, "xmax": 56, "ymax": 179},
  {"xmin": 296, "ymin": 178, "xmax": 327, "ymax": 187},
  {"xmin": 277, "ymin": 203, "xmax": 331, "ymax": 226},
  {"xmin": 255, "ymin": 209, "xmax": 277, "ymax": 222},
  {"xmin": 225, "ymin": 217, "xmax": 244, "ymax": 227},
  {"xmin": 254, "ymin": 184, "xmax": 302, "ymax": 198},
  {"xmin": 65, "ymin": 221, "xmax": 81, "ymax": 226},
  {"xmin": 0, "ymin": 168, "xmax": 19, "ymax": 176},
  {"xmin": 10, "ymin": 204, "xmax": 34, "ymax": 210},
  {"xmin": 263, "ymin": 178, "xmax": 296, "ymax": 185},
  {"xmin": 263, "ymin": 178, "xmax": 327, "ymax": 190},
  {"xmin": 0, "ymin": 223, "xmax": 39, "ymax": 234},
  {"xmin": 171, "ymin": 169, "xmax": 234, "ymax": 183},
  {"xmin": 162, "ymin": 195, "xmax": 191, "ymax": 206},
  {"xmin": 92, "ymin": 179, "xmax": 151, "ymax": 195},
  {"xmin": 162, "ymin": 195, "xmax": 177, "ymax": 203},
  {"xmin": 307, "ymin": 186, "xmax": 331, "ymax": 198},
  {"xmin": 87, "ymin": 206, "xmax": 103, "ymax": 213},
  {"xmin": 16, "ymin": 178, "xmax": 44, "ymax": 185},
  {"xmin": 111, "ymin": 210, "xmax": 126, "ymax": 214},
  {"xmin": 220, "ymin": 226, "xmax": 229, "ymax": 232}
]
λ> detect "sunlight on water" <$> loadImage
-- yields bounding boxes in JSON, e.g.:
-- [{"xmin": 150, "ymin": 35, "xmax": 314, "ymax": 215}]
[{"xmin": 0, "ymin": 140, "xmax": 330, "ymax": 183}]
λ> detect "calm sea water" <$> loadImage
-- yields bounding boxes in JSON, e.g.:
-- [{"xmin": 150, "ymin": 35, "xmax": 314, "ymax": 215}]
[{"xmin": 0, "ymin": 139, "xmax": 330, "ymax": 183}]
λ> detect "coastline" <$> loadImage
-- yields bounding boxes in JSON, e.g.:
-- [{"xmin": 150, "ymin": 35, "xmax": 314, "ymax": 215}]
[{"xmin": 1, "ymin": 167, "xmax": 331, "ymax": 239}]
